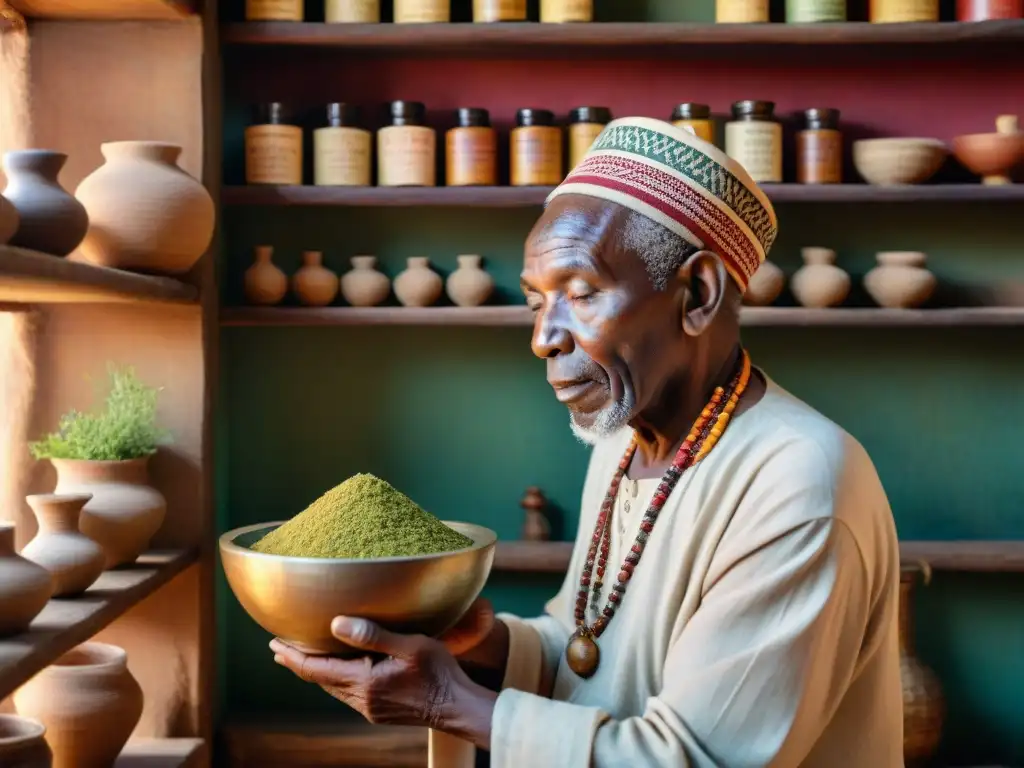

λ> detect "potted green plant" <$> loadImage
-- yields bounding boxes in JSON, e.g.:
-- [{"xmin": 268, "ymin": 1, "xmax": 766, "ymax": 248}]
[{"xmin": 29, "ymin": 366, "xmax": 170, "ymax": 568}]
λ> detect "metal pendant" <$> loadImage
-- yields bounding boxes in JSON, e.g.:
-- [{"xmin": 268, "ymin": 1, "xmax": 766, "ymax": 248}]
[{"xmin": 565, "ymin": 628, "xmax": 600, "ymax": 679}]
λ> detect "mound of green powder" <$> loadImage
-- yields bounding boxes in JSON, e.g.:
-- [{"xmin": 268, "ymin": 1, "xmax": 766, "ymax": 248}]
[{"xmin": 251, "ymin": 473, "xmax": 474, "ymax": 559}]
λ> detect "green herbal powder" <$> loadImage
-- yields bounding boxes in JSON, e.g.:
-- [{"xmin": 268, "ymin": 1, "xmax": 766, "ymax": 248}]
[{"xmin": 251, "ymin": 473, "xmax": 473, "ymax": 559}]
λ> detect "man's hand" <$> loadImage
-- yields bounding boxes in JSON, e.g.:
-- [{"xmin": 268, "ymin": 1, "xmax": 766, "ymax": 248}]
[{"xmin": 438, "ymin": 597, "xmax": 495, "ymax": 657}]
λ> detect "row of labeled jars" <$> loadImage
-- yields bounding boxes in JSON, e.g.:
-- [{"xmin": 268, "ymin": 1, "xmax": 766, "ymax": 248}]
[
  {"xmin": 247, "ymin": 0, "xmax": 593, "ymax": 22},
  {"xmin": 721, "ymin": 0, "xmax": 1020, "ymax": 22},
  {"xmin": 244, "ymin": 246, "xmax": 495, "ymax": 307}
]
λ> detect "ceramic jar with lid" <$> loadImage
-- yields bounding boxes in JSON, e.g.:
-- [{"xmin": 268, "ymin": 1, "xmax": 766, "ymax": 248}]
[
  {"xmin": 787, "ymin": 0, "xmax": 846, "ymax": 21},
  {"xmin": 541, "ymin": 0, "xmax": 592, "ymax": 21},
  {"xmin": 326, "ymin": 0, "xmax": 381, "ymax": 21},
  {"xmin": 871, "ymin": 0, "xmax": 938, "ymax": 21},
  {"xmin": 378, "ymin": 101, "xmax": 436, "ymax": 187},
  {"xmin": 446, "ymin": 108, "xmax": 497, "ymax": 186},
  {"xmin": 474, "ymin": 0, "xmax": 526, "ymax": 21},
  {"xmin": 717, "ymin": 0, "xmax": 769, "ymax": 22},
  {"xmin": 568, "ymin": 107, "xmax": 612, "ymax": 170},
  {"xmin": 314, "ymin": 103, "xmax": 371, "ymax": 186},
  {"xmin": 864, "ymin": 251, "xmax": 936, "ymax": 309},
  {"xmin": 797, "ymin": 108, "xmax": 843, "ymax": 184},
  {"xmin": 511, "ymin": 108, "xmax": 563, "ymax": 187},
  {"xmin": 245, "ymin": 103, "xmax": 303, "ymax": 186},
  {"xmin": 671, "ymin": 103, "xmax": 715, "ymax": 145},
  {"xmin": 725, "ymin": 100, "xmax": 783, "ymax": 183},
  {"xmin": 394, "ymin": 0, "xmax": 449, "ymax": 22}
]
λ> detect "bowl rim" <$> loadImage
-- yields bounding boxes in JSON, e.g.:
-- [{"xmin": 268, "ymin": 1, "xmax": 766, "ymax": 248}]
[
  {"xmin": 219, "ymin": 519, "xmax": 498, "ymax": 565},
  {"xmin": 853, "ymin": 137, "xmax": 947, "ymax": 149},
  {"xmin": 953, "ymin": 131, "xmax": 1024, "ymax": 144}
]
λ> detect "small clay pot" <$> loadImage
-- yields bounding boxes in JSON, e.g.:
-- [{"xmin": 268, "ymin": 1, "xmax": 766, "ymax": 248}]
[
  {"xmin": 953, "ymin": 115, "xmax": 1024, "ymax": 186},
  {"xmin": 1, "ymin": 150, "xmax": 88, "ymax": 256},
  {"xmin": 743, "ymin": 260, "xmax": 785, "ymax": 306},
  {"xmin": 0, "ymin": 192, "xmax": 19, "ymax": 245},
  {"xmin": 0, "ymin": 523, "xmax": 53, "ymax": 638},
  {"xmin": 340, "ymin": 255, "xmax": 390, "ymax": 307},
  {"xmin": 790, "ymin": 247, "xmax": 850, "ymax": 308},
  {"xmin": 0, "ymin": 715, "xmax": 52, "ymax": 768},
  {"xmin": 445, "ymin": 254, "xmax": 494, "ymax": 307},
  {"xmin": 244, "ymin": 245, "xmax": 288, "ymax": 306},
  {"xmin": 394, "ymin": 257, "xmax": 443, "ymax": 307},
  {"xmin": 864, "ymin": 251, "xmax": 937, "ymax": 309},
  {"xmin": 292, "ymin": 250, "xmax": 339, "ymax": 307},
  {"xmin": 22, "ymin": 494, "xmax": 106, "ymax": 597}
]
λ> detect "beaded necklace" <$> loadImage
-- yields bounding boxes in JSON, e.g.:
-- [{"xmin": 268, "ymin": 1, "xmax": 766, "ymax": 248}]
[{"xmin": 564, "ymin": 349, "xmax": 752, "ymax": 679}]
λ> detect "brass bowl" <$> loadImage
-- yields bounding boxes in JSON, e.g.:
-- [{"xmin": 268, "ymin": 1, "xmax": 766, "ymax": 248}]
[{"xmin": 220, "ymin": 521, "xmax": 496, "ymax": 655}]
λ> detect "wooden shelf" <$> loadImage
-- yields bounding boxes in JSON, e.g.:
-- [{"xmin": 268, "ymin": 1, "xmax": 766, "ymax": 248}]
[
  {"xmin": 8, "ymin": 0, "xmax": 195, "ymax": 20},
  {"xmin": 494, "ymin": 540, "xmax": 1024, "ymax": 574},
  {"xmin": 0, "ymin": 549, "xmax": 198, "ymax": 700},
  {"xmin": 0, "ymin": 246, "xmax": 199, "ymax": 305},
  {"xmin": 220, "ymin": 306, "xmax": 1024, "ymax": 328},
  {"xmin": 221, "ymin": 184, "xmax": 1024, "ymax": 208},
  {"xmin": 221, "ymin": 20, "xmax": 1024, "ymax": 52},
  {"xmin": 116, "ymin": 739, "xmax": 207, "ymax": 768}
]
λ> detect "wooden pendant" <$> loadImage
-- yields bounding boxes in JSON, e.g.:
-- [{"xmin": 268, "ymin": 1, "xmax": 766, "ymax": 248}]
[{"xmin": 565, "ymin": 629, "xmax": 600, "ymax": 679}]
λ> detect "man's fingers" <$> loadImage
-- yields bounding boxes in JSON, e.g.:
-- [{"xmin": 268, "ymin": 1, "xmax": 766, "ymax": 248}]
[
  {"xmin": 270, "ymin": 638, "xmax": 369, "ymax": 686},
  {"xmin": 331, "ymin": 617, "xmax": 419, "ymax": 657}
]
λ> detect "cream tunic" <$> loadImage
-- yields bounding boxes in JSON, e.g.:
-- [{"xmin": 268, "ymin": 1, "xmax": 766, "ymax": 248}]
[{"xmin": 491, "ymin": 377, "xmax": 903, "ymax": 768}]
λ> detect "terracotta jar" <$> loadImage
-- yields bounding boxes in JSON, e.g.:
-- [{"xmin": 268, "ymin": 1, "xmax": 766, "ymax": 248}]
[
  {"xmin": 14, "ymin": 643, "xmax": 143, "ymax": 768},
  {"xmin": 743, "ymin": 260, "xmax": 785, "ymax": 306},
  {"xmin": 75, "ymin": 142, "xmax": 215, "ymax": 275},
  {"xmin": 864, "ymin": 251, "xmax": 936, "ymax": 309},
  {"xmin": 900, "ymin": 562, "xmax": 944, "ymax": 766},
  {"xmin": 394, "ymin": 257, "xmax": 443, "ymax": 307},
  {"xmin": 244, "ymin": 245, "xmax": 288, "ymax": 306},
  {"xmin": 292, "ymin": 251, "xmax": 339, "ymax": 307},
  {"xmin": 0, "ymin": 191, "xmax": 18, "ymax": 245},
  {"xmin": 957, "ymin": 0, "xmax": 1021, "ymax": 17},
  {"xmin": 1, "ymin": 150, "xmax": 88, "ymax": 257},
  {"xmin": 790, "ymin": 247, "xmax": 850, "ymax": 308},
  {"xmin": 521, "ymin": 487, "xmax": 551, "ymax": 541},
  {"xmin": 22, "ymin": 494, "xmax": 105, "ymax": 597},
  {"xmin": 0, "ymin": 715, "xmax": 52, "ymax": 768},
  {"xmin": 0, "ymin": 523, "xmax": 52, "ymax": 637},
  {"xmin": 51, "ymin": 458, "xmax": 166, "ymax": 569},
  {"xmin": 445, "ymin": 255, "xmax": 494, "ymax": 307},
  {"xmin": 340, "ymin": 255, "xmax": 390, "ymax": 307}
]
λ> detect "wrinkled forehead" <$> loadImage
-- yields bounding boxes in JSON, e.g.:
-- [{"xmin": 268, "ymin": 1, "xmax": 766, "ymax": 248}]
[{"xmin": 523, "ymin": 196, "xmax": 632, "ymax": 279}]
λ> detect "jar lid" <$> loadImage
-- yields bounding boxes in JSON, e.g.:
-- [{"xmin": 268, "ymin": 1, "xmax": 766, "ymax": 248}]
[
  {"xmin": 255, "ymin": 103, "xmax": 292, "ymax": 125},
  {"xmin": 671, "ymin": 103, "xmax": 711, "ymax": 121},
  {"xmin": 517, "ymin": 108, "xmax": 555, "ymax": 128},
  {"xmin": 731, "ymin": 100, "xmax": 776, "ymax": 120},
  {"xmin": 569, "ymin": 106, "xmax": 612, "ymax": 125},
  {"xmin": 803, "ymin": 108, "xmax": 840, "ymax": 131},
  {"xmin": 456, "ymin": 107, "xmax": 490, "ymax": 128},
  {"xmin": 388, "ymin": 100, "xmax": 426, "ymax": 127},
  {"xmin": 326, "ymin": 103, "xmax": 361, "ymax": 128}
]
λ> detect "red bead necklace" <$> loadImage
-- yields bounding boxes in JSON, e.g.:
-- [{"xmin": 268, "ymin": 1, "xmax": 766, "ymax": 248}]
[{"xmin": 564, "ymin": 349, "xmax": 752, "ymax": 679}]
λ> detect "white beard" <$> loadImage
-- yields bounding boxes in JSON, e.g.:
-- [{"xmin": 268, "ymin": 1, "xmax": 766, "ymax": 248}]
[{"xmin": 568, "ymin": 399, "xmax": 633, "ymax": 446}]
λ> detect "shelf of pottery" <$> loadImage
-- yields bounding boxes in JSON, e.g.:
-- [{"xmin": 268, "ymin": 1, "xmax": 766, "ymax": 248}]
[{"xmin": 0, "ymin": 140, "xmax": 214, "ymax": 768}]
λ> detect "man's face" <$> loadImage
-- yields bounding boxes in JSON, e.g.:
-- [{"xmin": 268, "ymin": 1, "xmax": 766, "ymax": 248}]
[{"xmin": 521, "ymin": 196, "xmax": 683, "ymax": 445}]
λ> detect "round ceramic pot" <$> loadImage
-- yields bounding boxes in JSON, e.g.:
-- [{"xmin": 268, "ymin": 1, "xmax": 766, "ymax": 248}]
[
  {"xmin": 0, "ymin": 715, "xmax": 52, "ymax": 767},
  {"xmin": 13, "ymin": 643, "xmax": 143, "ymax": 768},
  {"xmin": 1, "ymin": 150, "xmax": 88, "ymax": 257},
  {"xmin": 394, "ymin": 257, "xmax": 443, "ymax": 307},
  {"xmin": 51, "ymin": 458, "xmax": 166, "ymax": 569},
  {"xmin": 743, "ymin": 260, "xmax": 785, "ymax": 306},
  {"xmin": 445, "ymin": 255, "xmax": 494, "ymax": 308},
  {"xmin": 0, "ymin": 192, "xmax": 19, "ymax": 245},
  {"xmin": 244, "ymin": 245, "xmax": 288, "ymax": 306},
  {"xmin": 790, "ymin": 247, "xmax": 851, "ymax": 308},
  {"xmin": 0, "ymin": 523, "xmax": 53, "ymax": 637},
  {"xmin": 22, "ymin": 494, "xmax": 106, "ymax": 597},
  {"xmin": 864, "ymin": 251, "xmax": 937, "ymax": 309},
  {"xmin": 75, "ymin": 141, "xmax": 215, "ymax": 275},
  {"xmin": 292, "ymin": 251, "xmax": 339, "ymax": 307},
  {"xmin": 341, "ymin": 255, "xmax": 391, "ymax": 307}
]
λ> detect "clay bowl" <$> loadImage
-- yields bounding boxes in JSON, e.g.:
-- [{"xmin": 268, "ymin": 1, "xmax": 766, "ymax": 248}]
[
  {"xmin": 220, "ymin": 520, "xmax": 496, "ymax": 656},
  {"xmin": 853, "ymin": 138, "xmax": 948, "ymax": 185},
  {"xmin": 952, "ymin": 131, "xmax": 1024, "ymax": 184}
]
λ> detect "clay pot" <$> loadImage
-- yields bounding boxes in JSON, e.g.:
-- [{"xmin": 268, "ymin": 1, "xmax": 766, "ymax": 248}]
[
  {"xmin": 446, "ymin": 254, "xmax": 494, "ymax": 307},
  {"xmin": 1, "ymin": 150, "xmax": 88, "ymax": 256},
  {"xmin": 394, "ymin": 257, "xmax": 443, "ymax": 307},
  {"xmin": 292, "ymin": 250, "xmax": 338, "ymax": 307},
  {"xmin": 743, "ymin": 260, "xmax": 785, "ymax": 306},
  {"xmin": 0, "ymin": 192, "xmax": 19, "ymax": 245},
  {"xmin": 75, "ymin": 141, "xmax": 215, "ymax": 275},
  {"xmin": 900, "ymin": 562, "xmax": 944, "ymax": 767},
  {"xmin": 244, "ymin": 245, "xmax": 288, "ymax": 306},
  {"xmin": 0, "ymin": 524, "xmax": 52, "ymax": 637},
  {"xmin": 51, "ymin": 458, "xmax": 166, "ymax": 569},
  {"xmin": 520, "ymin": 487, "xmax": 551, "ymax": 542},
  {"xmin": 853, "ymin": 138, "xmax": 948, "ymax": 186},
  {"xmin": 790, "ymin": 247, "xmax": 850, "ymax": 308},
  {"xmin": 864, "ymin": 251, "xmax": 937, "ymax": 309},
  {"xmin": 0, "ymin": 715, "xmax": 52, "ymax": 768},
  {"xmin": 340, "ymin": 255, "xmax": 390, "ymax": 307},
  {"xmin": 953, "ymin": 115, "xmax": 1024, "ymax": 186},
  {"xmin": 22, "ymin": 494, "xmax": 106, "ymax": 597},
  {"xmin": 13, "ymin": 642, "xmax": 143, "ymax": 768}
]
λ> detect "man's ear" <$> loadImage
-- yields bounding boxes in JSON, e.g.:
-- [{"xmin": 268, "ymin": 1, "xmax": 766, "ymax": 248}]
[{"xmin": 675, "ymin": 250, "xmax": 728, "ymax": 337}]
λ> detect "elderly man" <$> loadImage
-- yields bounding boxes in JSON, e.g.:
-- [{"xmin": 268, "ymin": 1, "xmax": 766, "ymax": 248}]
[{"xmin": 271, "ymin": 117, "xmax": 903, "ymax": 767}]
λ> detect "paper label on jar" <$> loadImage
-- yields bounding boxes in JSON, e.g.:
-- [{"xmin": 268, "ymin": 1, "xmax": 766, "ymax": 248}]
[
  {"xmin": 787, "ymin": 0, "xmax": 846, "ymax": 20},
  {"xmin": 245, "ymin": 125, "xmax": 302, "ymax": 185},
  {"xmin": 512, "ymin": 129, "xmax": 563, "ymax": 186},
  {"xmin": 315, "ymin": 128, "xmax": 371, "ymax": 186},
  {"xmin": 325, "ymin": 0, "xmax": 380, "ymax": 22},
  {"xmin": 474, "ymin": 0, "xmax": 527, "ymax": 21},
  {"xmin": 246, "ymin": 0, "xmax": 303, "ymax": 20},
  {"xmin": 378, "ymin": 127, "xmax": 437, "ymax": 187},
  {"xmin": 394, "ymin": 0, "xmax": 450, "ymax": 22},
  {"xmin": 716, "ymin": 0, "xmax": 769, "ymax": 22},
  {"xmin": 541, "ymin": 0, "xmax": 593, "ymax": 21},
  {"xmin": 447, "ymin": 130, "xmax": 497, "ymax": 186},
  {"xmin": 569, "ymin": 124, "xmax": 605, "ymax": 169},
  {"xmin": 725, "ymin": 121, "xmax": 782, "ymax": 183},
  {"xmin": 871, "ymin": 0, "xmax": 938, "ymax": 20}
]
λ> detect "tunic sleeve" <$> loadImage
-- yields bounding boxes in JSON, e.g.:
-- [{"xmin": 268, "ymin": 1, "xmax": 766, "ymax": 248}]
[{"xmin": 490, "ymin": 494, "xmax": 881, "ymax": 767}]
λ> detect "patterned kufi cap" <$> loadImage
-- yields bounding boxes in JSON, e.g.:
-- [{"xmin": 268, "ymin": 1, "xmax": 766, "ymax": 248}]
[{"xmin": 546, "ymin": 116, "xmax": 778, "ymax": 293}]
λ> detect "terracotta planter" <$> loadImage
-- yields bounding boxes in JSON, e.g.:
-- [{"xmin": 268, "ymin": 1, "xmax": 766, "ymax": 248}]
[
  {"xmin": 394, "ymin": 257, "xmax": 443, "ymax": 307},
  {"xmin": 22, "ymin": 494, "xmax": 106, "ymax": 597},
  {"xmin": 13, "ymin": 643, "xmax": 143, "ymax": 768},
  {"xmin": 900, "ymin": 562, "xmax": 944, "ymax": 767},
  {"xmin": 0, "ymin": 523, "xmax": 53, "ymax": 637},
  {"xmin": 446, "ymin": 255, "xmax": 494, "ymax": 307},
  {"xmin": 51, "ymin": 458, "xmax": 166, "ymax": 568},
  {"xmin": 0, "ymin": 192, "xmax": 18, "ymax": 245},
  {"xmin": 790, "ymin": 247, "xmax": 850, "ymax": 308},
  {"xmin": 341, "ymin": 255, "xmax": 390, "ymax": 307},
  {"xmin": 864, "ymin": 251, "xmax": 936, "ymax": 309},
  {"xmin": 743, "ymin": 260, "xmax": 785, "ymax": 306},
  {"xmin": 292, "ymin": 250, "xmax": 339, "ymax": 307},
  {"xmin": 1, "ymin": 150, "xmax": 88, "ymax": 257},
  {"xmin": 244, "ymin": 245, "xmax": 288, "ymax": 306},
  {"xmin": 0, "ymin": 715, "xmax": 52, "ymax": 767},
  {"xmin": 75, "ymin": 141, "xmax": 215, "ymax": 275}
]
